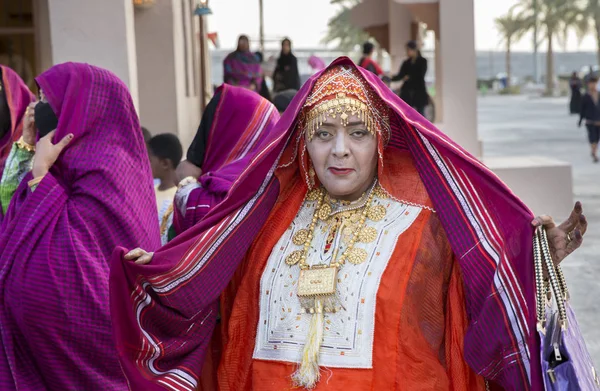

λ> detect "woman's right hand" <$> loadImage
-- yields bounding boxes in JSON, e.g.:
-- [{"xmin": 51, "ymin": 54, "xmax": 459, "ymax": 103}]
[
  {"xmin": 22, "ymin": 102, "xmax": 37, "ymax": 146},
  {"xmin": 125, "ymin": 248, "xmax": 154, "ymax": 265},
  {"xmin": 176, "ymin": 160, "xmax": 202, "ymax": 182}
]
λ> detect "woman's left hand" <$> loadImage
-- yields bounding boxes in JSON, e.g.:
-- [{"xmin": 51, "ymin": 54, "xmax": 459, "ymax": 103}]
[
  {"xmin": 532, "ymin": 201, "xmax": 587, "ymax": 266},
  {"xmin": 32, "ymin": 130, "xmax": 73, "ymax": 178}
]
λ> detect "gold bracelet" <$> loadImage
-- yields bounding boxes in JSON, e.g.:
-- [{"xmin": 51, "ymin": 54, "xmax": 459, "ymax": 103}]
[
  {"xmin": 16, "ymin": 136, "xmax": 35, "ymax": 153},
  {"xmin": 177, "ymin": 176, "xmax": 198, "ymax": 190},
  {"xmin": 28, "ymin": 175, "xmax": 44, "ymax": 188}
]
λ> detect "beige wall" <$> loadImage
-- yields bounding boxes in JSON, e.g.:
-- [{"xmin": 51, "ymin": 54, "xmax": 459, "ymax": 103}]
[
  {"xmin": 135, "ymin": 0, "xmax": 200, "ymax": 147},
  {"xmin": 44, "ymin": 0, "xmax": 139, "ymax": 107},
  {"xmin": 436, "ymin": 0, "xmax": 479, "ymax": 156}
]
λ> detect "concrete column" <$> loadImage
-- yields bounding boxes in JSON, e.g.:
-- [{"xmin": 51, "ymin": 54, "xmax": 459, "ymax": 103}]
[
  {"xmin": 45, "ymin": 0, "xmax": 139, "ymax": 108},
  {"xmin": 388, "ymin": 1, "xmax": 413, "ymax": 73},
  {"xmin": 134, "ymin": 2, "xmax": 178, "ymax": 135},
  {"xmin": 134, "ymin": 0, "xmax": 200, "ymax": 147},
  {"xmin": 437, "ymin": 0, "xmax": 479, "ymax": 156}
]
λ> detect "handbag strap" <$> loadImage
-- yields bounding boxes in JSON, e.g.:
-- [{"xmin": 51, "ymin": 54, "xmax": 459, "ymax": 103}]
[{"xmin": 534, "ymin": 227, "xmax": 569, "ymax": 334}]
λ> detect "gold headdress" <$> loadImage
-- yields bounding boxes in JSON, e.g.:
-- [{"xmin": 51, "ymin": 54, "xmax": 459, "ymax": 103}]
[{"xmin": 299, "ymin": 65, "xmax": 390, "ymax": 144}]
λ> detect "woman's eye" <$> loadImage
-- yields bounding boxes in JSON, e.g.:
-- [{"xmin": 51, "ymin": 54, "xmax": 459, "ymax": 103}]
[
  {"xmin": 350, "ymin": 130, "xmax": 368, "ymax": 138},
  {"xmin": 316, "ymin": 130, "xmax": 332, "ymax": 139}
]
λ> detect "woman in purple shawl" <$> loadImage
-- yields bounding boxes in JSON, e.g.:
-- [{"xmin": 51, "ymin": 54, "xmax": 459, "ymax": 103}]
[
  {"xmin": 223, "ymin": 35, "xmax": 263, "ymax": 91},
  {"xmin": 113, "ymin": 58, "xmax": 587, "ymax": 390},
  {"xmin": 0, "ymin": 65, "xmax": 35, "ymax": 217},
  {"xmin": 0, "ymin": 62, "xmax": 160, "ymax": 390},
  {"xmin": 0, "ymin": 65, "xmax": 34, "ymax": 161},
  {"xmin": 172, "ymin": 84, "xmax": 279, "ymax": 237}
]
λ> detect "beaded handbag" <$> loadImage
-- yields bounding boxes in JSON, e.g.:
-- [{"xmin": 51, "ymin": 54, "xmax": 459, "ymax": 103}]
[{"xmin": 534, "ymin": 227, "xmax": 600, "ymax": 390}]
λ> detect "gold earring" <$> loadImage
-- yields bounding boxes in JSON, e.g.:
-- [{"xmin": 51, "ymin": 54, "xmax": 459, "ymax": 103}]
[{"xmin": 308, "ymin": 166, "xmax": 315, "ymax": 188}]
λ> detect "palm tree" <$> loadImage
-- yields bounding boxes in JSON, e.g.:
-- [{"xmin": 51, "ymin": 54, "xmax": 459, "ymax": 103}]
[
  {"xmin": 495, "ymin": 11, "xmax": 527, "ymax": 88},
  {"xmin": 576, "ymin": 0, "xmax": 600, "ymax": 66},
  {"xmin": 322, "ymin": 0, "xmax": 371, "ymax": 52},
  {"xmin": 512, "ymin": 0, "xmax": 583, "ymax": 94}
]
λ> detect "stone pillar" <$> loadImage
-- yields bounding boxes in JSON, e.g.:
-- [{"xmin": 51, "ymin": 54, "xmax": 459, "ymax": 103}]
[
  {"xmin": 134, "ymin": 1, "xmax": 201, "ymax": 147},
  {"xmin": 437, "ymin": 0, "xmax": 479, "ymax": 156},
  {"xmin": 45, "ymin": 0, "xmax": 139, "ymax": 108}
]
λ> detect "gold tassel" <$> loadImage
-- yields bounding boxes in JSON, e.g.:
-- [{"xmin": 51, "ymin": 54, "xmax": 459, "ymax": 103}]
[{"xmin": 292, "ymin": 298, "xmax": 324, "ymax": 389}]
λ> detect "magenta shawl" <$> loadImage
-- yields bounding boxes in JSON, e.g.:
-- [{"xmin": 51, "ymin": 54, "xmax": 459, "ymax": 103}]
[
  {"xmin": 0, "ymin": 63, "xmax": 161, "ymax": 390},
  {"xmin": 111, "ymin": 58, "xmax": 540, "ymax": 390},
  {"xmin": 173, "ymin": 84, "xmax": 279, "ymax": 234},
  {"xmin": 223, "ymin": 50, "xmax": 263, "ymax": 88},
  {"xmin": 0, "ymin": 65, "xmax": 35, "ymax": 163}
]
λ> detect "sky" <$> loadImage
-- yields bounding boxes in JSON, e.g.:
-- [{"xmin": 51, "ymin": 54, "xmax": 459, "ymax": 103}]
[{"xmin": 207, "ymin": 0, "xmax": 599, "ymax": 52}]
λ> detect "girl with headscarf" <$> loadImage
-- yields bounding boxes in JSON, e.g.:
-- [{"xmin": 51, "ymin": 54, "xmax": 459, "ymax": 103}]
[
  {"xmin": 223, "ymin": 35, "xmax": 263, "ymax": 90},
  {"xmin": 392, "ymin": 40, "xmax": 429, "ymax": 115},
  {"xmin": 173, "ymin": 84, "xmax": 279, "ymax": 237},
  {"xmin": 273, "ymin": 38, "xmax": 301, "ymax": 93},
  {"xmin": 0, "ymin": 62, "xmax": 160, "ymax": 390},
  {"xmin": 113, "ymin": 58, "xmax": 586, "ymax": 390},
  {"xmin": 0, "ymin": 65, "xmax": 35, "ymax": 217}
]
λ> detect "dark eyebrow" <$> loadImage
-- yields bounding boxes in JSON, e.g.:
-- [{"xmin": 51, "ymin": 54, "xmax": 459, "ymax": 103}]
[
  {"xmin": 346, "ymin": 121, "xmax": 365, "ymax": 128},
  {"xmin": 320, "ymin": 123, "xmax": 337, "ymax": 128}
]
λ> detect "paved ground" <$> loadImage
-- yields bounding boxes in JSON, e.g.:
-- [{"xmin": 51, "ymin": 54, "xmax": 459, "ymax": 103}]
[{"xmin": 478, "ymin": 95, "xmax": 600, "ymax": 365}]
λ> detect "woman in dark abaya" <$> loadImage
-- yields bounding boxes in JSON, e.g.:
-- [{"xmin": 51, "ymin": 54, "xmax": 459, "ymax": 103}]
[
  {"xmin": 570, "ymin": 71, "xmax": 583, "ymax": 115},
  {"xmin": 273, "ymin": 38, "xmax": 301, "ymax": 93},
  {"xmin": 392, "ymin": 40, "xmax": 429, "ymax": 115}
]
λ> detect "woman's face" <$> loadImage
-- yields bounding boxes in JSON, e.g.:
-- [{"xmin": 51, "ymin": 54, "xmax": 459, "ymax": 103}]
[
  {"xmin": 406, "ymin": 47, "xmax": 417, "ymax": 58},
  {"xmin": 238, "ymin": 37, "xmax": 249, "ymax": 52},
  {"xmin": 306, "ymin": 113, "xmax": 378, "ymax": 201},
  {"xmin": 282, "ymin": 41, "xmax": 291, "ymax": 54}
]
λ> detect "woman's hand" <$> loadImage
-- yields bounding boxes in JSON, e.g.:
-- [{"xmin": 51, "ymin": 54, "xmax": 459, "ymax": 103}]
[
  {"xmin": 125, "ymin": 248, "xmax": 154, "ymax": 265},
  {"xmin": 532, "ymin": 202, "xmax": 587, "ymax": 266},
  {"xmin": 176, "ymin": 160, "xmax": 202, "ymax": 182},
  {"xmin": 22, "ymin": 102, "xmax": 37, "ymax": 146},
  {"xmin": 32, "ymin": 130, "xmax": 73, "ymax": 178}
]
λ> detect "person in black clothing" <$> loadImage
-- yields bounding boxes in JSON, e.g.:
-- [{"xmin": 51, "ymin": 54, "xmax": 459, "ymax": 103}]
[
  {"xmin": 569, "ymin": 71, "xmax": 582, "ymax": 115},
  {"xmin": 272, "ymin": 89, "xmax": 297, "ymax": 114},
  {"xmin": 578, "ymin": 76, "xmax": 600, "ymax": 162},
  {"xmin": 391, "ymin": 40, "xmax": 429, "ymax": 115},
  {"xmin": 272, "ymin": 38, "xmax": 301, "ymax": 93},
  {"xmin": 358, "ymin": 42, "xmax": 383, "ymax": 76},
  {"xmin": 253, "ymin": 51, "xmax": 272, "ymax": 101}
]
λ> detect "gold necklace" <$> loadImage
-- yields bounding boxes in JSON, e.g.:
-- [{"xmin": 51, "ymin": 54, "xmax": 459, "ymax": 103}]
[{"xmin": 285, "ymin": 181, "xmax": 382, "ymax": 309}]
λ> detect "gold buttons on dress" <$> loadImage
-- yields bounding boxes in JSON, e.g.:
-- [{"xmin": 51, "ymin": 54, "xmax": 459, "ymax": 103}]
[
  {"xmin": 293, "ymin": 229, "xmax": 309, "ymax": 246},
  {"xmin": 367, "ymin": 205, "xmax": 386, "ymax": 222},
  {"xmin": 285, "ymin": 250, "xmax": 303, "ymax": 266}
]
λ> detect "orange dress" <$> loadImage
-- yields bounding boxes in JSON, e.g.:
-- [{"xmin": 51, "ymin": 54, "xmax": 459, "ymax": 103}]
[{"xmin": 217, "ymin": 153, "xmax": 486, "ymax": 391}]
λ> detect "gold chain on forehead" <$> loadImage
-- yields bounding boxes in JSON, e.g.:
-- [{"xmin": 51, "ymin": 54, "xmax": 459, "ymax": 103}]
[{"xmin": 299, "ymin": 65, "xmax": 390, "ymax": 143}]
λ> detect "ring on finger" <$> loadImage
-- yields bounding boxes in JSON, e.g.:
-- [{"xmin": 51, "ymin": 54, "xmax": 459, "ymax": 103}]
[{"xmin": 566, "ymin": 231, "xmax": 573, "ymax": 244}]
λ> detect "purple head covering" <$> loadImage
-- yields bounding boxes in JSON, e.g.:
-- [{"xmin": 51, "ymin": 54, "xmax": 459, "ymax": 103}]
[
  {"xmin": 0, "ymin": 62, "xmax": 160, "ymax": 390},
  {"xmin": 111, "ymin": 58, "xmax": 540, "ymax": 390},
  {"xmin": 223, "ymin": 46, "xmax": 263, "ymax": 89},
  {"xmin": 174, "ymin": 84, "xmax": 279, "ymax": 233},
  {"xmin": 0, "ymin": 65, "xmax": 35, "ymax": 161}
]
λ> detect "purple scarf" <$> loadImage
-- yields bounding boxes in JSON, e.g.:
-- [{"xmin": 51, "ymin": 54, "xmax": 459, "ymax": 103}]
[
  {"xmin": 223, "ymin": 50, "xmax": 263, "ymax": 88},
  {"xmin": 111, "ymin": 58, "xmax": 540, "ymax": 390},
  {"xmin": 0, "ymin": 65, "xmax": 35, "ymax": 163},
  {"xmin": 174, "ymin": 84, "xmax": 279, "ymax": 233},
  {"xmin": 0, "ymin": 63, "xmax": 161, "ymax": 390}
]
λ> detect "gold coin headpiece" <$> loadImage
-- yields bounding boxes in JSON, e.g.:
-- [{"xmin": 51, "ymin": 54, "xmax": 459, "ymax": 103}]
[{"xmin": 299, "ymin": 65, "xmax": 390, "ymax": 144}]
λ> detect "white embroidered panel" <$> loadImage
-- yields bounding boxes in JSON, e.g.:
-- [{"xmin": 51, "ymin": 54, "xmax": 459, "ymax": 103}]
[{"xmin": 253, "ymin": 196, "xmax": 422, "ymax": 368}]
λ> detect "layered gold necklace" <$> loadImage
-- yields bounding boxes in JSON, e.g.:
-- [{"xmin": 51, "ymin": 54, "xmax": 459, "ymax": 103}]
[{"xmin": 289, "ymin": 180, "xmax": 387, "ymax": 388}]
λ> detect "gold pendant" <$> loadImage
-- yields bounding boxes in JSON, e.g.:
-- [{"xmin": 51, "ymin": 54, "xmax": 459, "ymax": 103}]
[
  {"xmin": 367, "ymin": 204, "xmax": 386, "ymax": 222},
  {"xmin": 293, "ymin": 229, "xmax": 309, "ymax": 246},
  {"xmin": 373, "ymin": 186, "xmax": 387, "ymax": 199},
  {"xmin": 317, "ymin": 203, "xmax": 332, "ymax": 221},
  {"xmin": 346, "ymin": 247, "xmax": 368, "ymax": 265},
  {"xmin": 306, "ymin": 189, "xmax": 321, "ymax": 201},
  {"xmin": 285, "ymin": 250, "xmax": 303, "ymax": 265},
  {"xmin": 297, "ymin": 266, "xmax": 338, "ymax": 297},
  {"xmin": 358, "ymin": 226, "xmax": 378, "ymax": 243}
]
